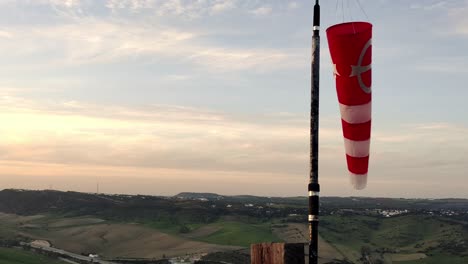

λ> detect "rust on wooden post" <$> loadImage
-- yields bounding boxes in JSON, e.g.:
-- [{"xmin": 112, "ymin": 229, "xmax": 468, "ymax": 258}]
[{"xmin": 251, "ymin": 243, "xmax": 305, "ymax": 264}]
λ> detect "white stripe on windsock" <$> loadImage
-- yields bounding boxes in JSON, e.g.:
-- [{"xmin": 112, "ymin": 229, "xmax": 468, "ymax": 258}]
[
  {"xmin": 339, "ymin": 101, "xmax": 371, "ymax": 124},
  {"xmin": 350, "ymin": 173, "xmax": 367, "ymax": 190},
  {"xmin": 344, "ymin": 138, "xmax": 370, "ymax": 158}
]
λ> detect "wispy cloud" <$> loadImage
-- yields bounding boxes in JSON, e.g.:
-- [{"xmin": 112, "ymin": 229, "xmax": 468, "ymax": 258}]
[
  {"xmin": 210, "ymin": 0, "xmax": 237, "ymax": 14},
  {"xmin": 102, "ymin": 0, "xmax": 239, "ymax": 18},
  {"xmin": 414, "ymin": 56, "xmax": 468, "ymax": 73},
  {"xmin": 50, "ymin": 0, "xmax": 82, "ymax": 8},
  {"xmin": 0, "ymin": 0, "xmax": 307, "ymax": 72},
  {"xmin": 444, "ymin": 0, "xmax": 468, "ymax": 36},
  {"xmin": 0, "ymin": 18, "xmax": 300, "ymax": 72},
  {"xmin": 410, "ymin": 1, "xmax": 447, "ymax": 11},
  {"xmin": 0, "ymin": 1, "xmax": 467, "ymax": 198},
  {"xmin": 1, "ymin": 93, "xmax": 468, "ymax": 196},
  {"xmin": 0, "ymin": 95, "xmax": 311, "ymax": 175},
  {"xmin": 287, "ymin": 2, "xmax": 299, "ymax": 10},
  {"xmin": 250, "ymin": 6, "xmax": 272, "ymax": 16}
]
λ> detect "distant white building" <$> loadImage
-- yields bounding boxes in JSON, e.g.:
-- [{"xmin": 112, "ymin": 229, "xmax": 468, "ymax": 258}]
[{"xmin": 380, "ymin": 209, "xmax": 408, "ymax": 217}]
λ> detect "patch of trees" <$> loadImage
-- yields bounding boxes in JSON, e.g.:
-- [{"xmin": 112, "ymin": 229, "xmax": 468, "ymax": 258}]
[
  {"xmin": 0, "ymin": 239, "xmax": 19, "ymax": 248},
  {"xmin": 198, "ymin": 250, "xmax": 250, "ymax": 264}
]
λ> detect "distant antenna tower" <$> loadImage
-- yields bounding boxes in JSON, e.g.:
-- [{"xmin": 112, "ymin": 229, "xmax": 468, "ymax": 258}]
[{"xmin": 96, "ymin": 182, "xmax": 100, "ymax": 194}]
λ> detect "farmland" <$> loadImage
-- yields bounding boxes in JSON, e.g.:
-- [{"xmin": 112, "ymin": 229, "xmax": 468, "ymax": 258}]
[
  {"xmin": 0, "ymin": 247, "xmax": 67, "ymax": 264},
  {"xmin": 0, "ymin": 189, "xmax": 467, "ymax": 263}
]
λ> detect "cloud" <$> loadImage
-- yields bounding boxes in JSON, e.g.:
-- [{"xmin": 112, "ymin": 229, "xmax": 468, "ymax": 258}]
[
  {"xmin": 0, "ymin": 1, "xmax": 467, "ymax": 198},
  {"xmin": 0, "ymin": 17, "xmax": 301, "ymax": 72},
  {"xmin": 444, "ymin": 0, "xmax": 468, "ymax": 36},
  {"xmin": 1, "ymin": 94, "xmax": 468, "ymax": 197},
  {"xmin": 24, "ymin": 20, "xmax": 196, "ymax": 64},
  {"xmin": 250, "ymin": 6, "xmax": 272, "ymax": 16},
  {"xmin": 210, "ymin": 0, "xmax": 236, "ymax": 14},
  {"xmin": 105, "ymin": 0, "xmax": 156, "ymax": 12},
  {"xmin": 165, "ymin": 74, "xmax": 192, "ymax": 81},
  {"xmin": 0, "ymin": 1, "xmax": 307, "ymax": 72},
  {"xmin": 414, "ymin": 56, "xmax": 468, "ymax": 73},
  {"xmin": 103, "ymin": 0, "xmax": 237, "ymax": 18},
  {"xmin": 0, "ymin": 30, "xmax": 13, "ymax": 38},
  {"xmin": 406, "ymin": 1, "xmax": 468, "ymax": 38},
  {"xmin": 186, "ymin": 47, "xmax": 299, "ymax": 71},
  {"xmin": 371, "ymin": 123, "xmax": 468, "ymax": 172},
  {"xmin": 287, "ymin": 2, "xmax": 299, "ymax": 10},
  {"xmin": 0, "ymin": 95, "xmax": 310, "ymax": 174},
  {"xmin": 410, "ymin": 1, "xmax": 446, "ymax": 11},
  {"xmin": 50, "ymin": 0, "xmax": 81, "ymax": 8}
]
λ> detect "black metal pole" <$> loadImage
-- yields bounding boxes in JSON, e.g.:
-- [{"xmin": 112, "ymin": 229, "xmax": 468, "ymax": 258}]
[{"xmin": 308, "ymin": 1, "xmax": 320, "ymax": 264}]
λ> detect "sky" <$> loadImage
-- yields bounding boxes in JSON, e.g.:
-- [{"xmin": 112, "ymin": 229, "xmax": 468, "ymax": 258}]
[{"xmin": 0, "ymin": 0, "xmax": 467, "ymax": 198}]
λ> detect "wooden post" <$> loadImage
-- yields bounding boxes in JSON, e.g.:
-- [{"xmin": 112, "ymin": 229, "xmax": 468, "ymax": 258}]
[{"xmin": 251, "ymin": 243, "xmax": 304, "ymax": 264}]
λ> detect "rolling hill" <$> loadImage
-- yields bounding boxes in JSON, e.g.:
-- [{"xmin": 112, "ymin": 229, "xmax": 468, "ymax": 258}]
[{"xmin": 0, "ymin": 189, "xmax": 467, "ymax": 264}]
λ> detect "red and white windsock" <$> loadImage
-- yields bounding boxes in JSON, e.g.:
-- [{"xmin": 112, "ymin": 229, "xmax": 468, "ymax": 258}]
[{"xmin": 326, "ymin": 22, "xmax": 372, "ymax": 190}]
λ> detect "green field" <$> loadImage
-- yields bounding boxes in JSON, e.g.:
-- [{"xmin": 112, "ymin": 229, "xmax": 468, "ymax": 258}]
[
  {"xmin": 196, "ymin": 221, "xmax": 282, "ymax": 247},
  {"xmin": 1, "ymin": 189, "xmax": 467, "ymax": 263},
  {"xmin": 0, "ymin": 247, "xmax": 66, "ymax": 264},
  {"xmin": 145, "ymin": 218, "xmax": 204, "ymax": 236},
  {"xmin": 320, "ymin": 214, "xmax": 468, "ymax": 263},
  {"xmin": 3, "ymin": 212, "xmax": 467, "ymax": 263},
  {"xmin": 143, "ymin": 215, "xmax": 282, "ymax": 247},
  {"xmin": 145, "ymin": 218, "xmax": 281, "ymax": 247},
  {"xmin": 395, "ymin": 253, "xmax": 468, "ymax": 264}
]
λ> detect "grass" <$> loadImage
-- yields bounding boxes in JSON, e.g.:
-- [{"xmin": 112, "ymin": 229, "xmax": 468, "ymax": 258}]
[
  {"xmin": 320, "ymin": 214, "xmax": 468, "ymax": 263},
  {"xmin": 0, "ymin": 247, "xmax": 66, "ymax": 264},
  {"xmin": 1, "ymin": 210, "xmax": 466, "ymax": 262},
  {"xmin": 196, "ymin": 221, "xmax": 282, "ymax": 247},
  {"xmin": 373, "ymin": 215, "xmax": 448, "ymax": 248},
  {"xmin": 145, "ymin": 219, "xmax": 204, "ymax": 235},
  {"xmin": 0, "ymin": 227, "xmax": 15, "ymax": 240},
  {"xmin": 146, "ymin": 217, "xmax": 282, "ymax": 247},
  {"xmin": 320, "ymin": 214, "xmax": 377, "ymax": 251},
  {"xmin": 143, "ymin": 217, "xmax": 282, "ymax": 248},
  {"xmin": 395, "ymin": 253, "xmax": 468, "ymax": 264},
  {"xmin": 145, "ymin": 220, "xmax": 181, "ymax": 234}
]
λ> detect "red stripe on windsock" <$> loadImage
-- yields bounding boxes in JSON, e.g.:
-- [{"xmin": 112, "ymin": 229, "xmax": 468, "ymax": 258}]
[
  {"xmin": 346, "ymin": 155, "xmax": 369, "ymax": 174},
  {"xmin": 336, "ymin": 76, "xmax": 371, "ymax": 105},
  {"xmin": 341, "ymin": 120, "xmax": 371, "ymax": 141}
]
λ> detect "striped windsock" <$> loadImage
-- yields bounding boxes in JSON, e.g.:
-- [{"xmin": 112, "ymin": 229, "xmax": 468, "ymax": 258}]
[{"xmin": 326, "ymin": 22, "xmax": 372, "ymax": 190}]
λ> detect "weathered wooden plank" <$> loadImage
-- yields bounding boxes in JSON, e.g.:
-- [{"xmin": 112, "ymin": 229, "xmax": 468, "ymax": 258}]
[{"xmin": 251, "ymin": 243, "xmax": 304, "ymax": 264}]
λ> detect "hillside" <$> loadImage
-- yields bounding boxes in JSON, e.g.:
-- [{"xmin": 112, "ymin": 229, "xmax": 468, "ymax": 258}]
[
  {"xmin": 0, "ymin": 189, "xmax": 467, "ymax": 264},
  {"xmin": 2, "ymin": 189, "xmax": 468, "ymax": 217}
]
